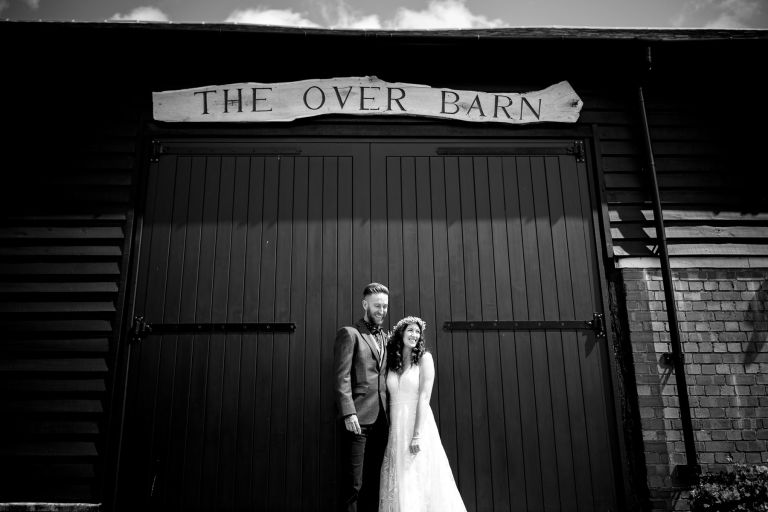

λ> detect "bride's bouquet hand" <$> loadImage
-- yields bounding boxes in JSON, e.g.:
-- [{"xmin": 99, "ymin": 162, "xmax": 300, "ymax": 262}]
[{"xmin": 409, "ymin": 436, "xmax": 421, "ymax": 455}]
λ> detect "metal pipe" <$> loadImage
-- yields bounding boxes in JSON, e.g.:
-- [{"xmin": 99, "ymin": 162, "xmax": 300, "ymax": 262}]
[{"xmin": 637, "ymin": 46, "xmax": 700, "ymax": 479}]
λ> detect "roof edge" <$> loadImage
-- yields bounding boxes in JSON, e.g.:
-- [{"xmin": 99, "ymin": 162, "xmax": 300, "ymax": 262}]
[{"xmin": 2, "ymin": 20, "xmax": 767, "ymax": 40}]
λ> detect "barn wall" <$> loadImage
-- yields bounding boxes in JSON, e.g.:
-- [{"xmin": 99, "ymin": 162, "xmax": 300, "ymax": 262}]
[
  {"xmin": 622, "ymin": 268, "xmax": 768, "ymax": 511},
  {"xmin": 597, "ymin": 44, "xmax": 768, "ymax": 512},
  {"xmin": 0, "ymin": 72, "xmax": 141, "ymax": 501}
]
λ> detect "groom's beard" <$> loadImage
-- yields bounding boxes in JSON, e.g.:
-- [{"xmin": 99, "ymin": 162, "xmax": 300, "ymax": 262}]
[{"xmin": 365, "ymin": 310, "xmax": 385, "ymax": 325}]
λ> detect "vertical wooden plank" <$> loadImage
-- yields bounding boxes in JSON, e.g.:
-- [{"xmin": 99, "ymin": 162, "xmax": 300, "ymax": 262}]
[
  {"xmin": 510, "ymin": 156, "xmax": 544, "ymax": 511},
  {"xmin": 183, "ymin": 155, "xmax": 221, "ymax": 509},
  {"xmin": 252, "ymin": 156, "xmax": 279, "ymax": 511},
  {"xmin": 353, "ymin": 148, "xmax": 372, "ymax": 318},
  {"xmin": 226, "ymin": 155, "xmax": 252, "ymax": 325},
  {"xmin": 173, "ymin": 155, "xmax": 205, "ymax": 510},
  {"xmin": 554, "ymin": 155, "xmax": 596, "ymax": 511},
  {"xmin": 528, "ymin": 155, "xmax": 561, "ymax": 511},
  {"xmin": 216, "ymin": 156, "xmax": 250, "ymax": 509},
  {"xmin": 286, "ymin": 156, "xmax": 309, "ymax": 511},
  {"xmin": 302, "ymin": 156, "xmax": 323, "ymax": 511},
  {"xmin": 144, "ymin": 154, "xmax": 177, "ymax": 505},
  {"xmin": 543, "ymin": 156, "xmax": 579, "ymax": 510},
  {"xmin": 123, "ymin": 155, "xmax": 165, "ymax": 505},
  {"xmin": 474, "ymin": 156, "xmax": 510, "ymax": 512},
  {"xmin": 236, "ymin": 156, "xmax": 263, "ymax": 509},
  {"xmin": 154, "ymin": 155, "xmax": 191, "ymax": 508},
  {"xmin": 401, "ymin": 157, "xmax": 420, "ymax": 317},
  {"xmin": 337, "ymin": 155, "xmax": 354, "ymax": 357},
  {"xmin": 414, "ymin": 157, "xmax": 439, "ymax": 421},
  {"xmin": 319, "ymin": 156, "xmax": 339, "ymax": 507},
  {"xmin": 574, "ymin": 158, "xmax": 617, "ymax": 508},
  {"xmin": 162, "ymin": 155, "xmax": 197, "ymax": 511},
  {"xmin": 142, "ymin": 158, "xmax": 177, "ymax": 503},
  {"xmin": 386, "ymin": 156, "xmax": 404, "ymax": 324},
  {"xmin": 335, "ymin": 153, "xmax": 355, "ymax": 512},
  {"xmin": 443, "ymin": 156, "xmax": 476, "ymax": 510},
  {"xmin": 458, "ymin": 156, "xmax": 492, "ymax": 512},
  {"xmin": 428, "ymin": 157, "xmax": 457, "ymax": 469},
  {"xmin": 370, "ymin": 149, "xmax": 388, "ymax": 306},
  {"xmin": 489, "ymin": 156, "xmax": 527, "ymax": 510},
  {"xmin": 267, "ymin": 156, "xmax": 294, "ymax": 511},
  {"xmin": 199, "ymin": 155, "xmax": 232, "ymax": 510}
]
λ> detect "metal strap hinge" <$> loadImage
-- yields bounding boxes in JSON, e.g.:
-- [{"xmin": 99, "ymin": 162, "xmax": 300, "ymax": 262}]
[
  {"xmin": 568, "ymin": 140, "xmax": 586, "ymax": 162},
  {"xmin": 444, "ymin": 312, "xmax": 605, "ymax": 338},
  {"xmin": 130, "ymin": 315, "xmax": 295, "ymax": 343}
]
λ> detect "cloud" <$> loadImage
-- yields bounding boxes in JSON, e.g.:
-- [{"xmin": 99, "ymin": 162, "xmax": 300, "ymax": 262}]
[
  {"xmin": 387, "ymin": 0, "xmax": 505, "ymax": 29},
  {"xmin": 0, "ymin": 0, "xmax": 9, "ymax": 15},
  {"xmin": 110, "ymin": 6, "xmax": 170, "ymax": 22},
  {"xmin": 225, "ymin": 0, "xmax": 505, "ymax": 29},
  {"xmin": 24, "ymin": 0, "xmax": 39, "ymax": 9},
  {"xmin": 704, "ymin": 12, "xmax": 748, "ymax": 28},
  {"xmin": 321, "ymin": 2, "xmax": 382, "ymax": 29},
  {"xmin": 673, "ymin": 0, "xmax": 762, "ymax": 28},
  {"xmin": 225, "ymin": 8, "xmax": 320, "ymax": 27}
]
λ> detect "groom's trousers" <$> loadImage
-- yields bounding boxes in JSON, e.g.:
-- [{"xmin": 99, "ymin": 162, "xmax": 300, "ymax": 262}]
[{"xmin": 339, "ymin": 411, "xmax": 388, "ymax": 512}]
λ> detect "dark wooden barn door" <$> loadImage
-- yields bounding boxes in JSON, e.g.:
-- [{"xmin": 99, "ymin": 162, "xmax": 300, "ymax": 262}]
[
  {"xmin": 118, "ymin": 139, "xmax": 619, "ymax": 511},
  {"xmin": 372, "ymin": 142, "xmax": 619, "ymax": 512}
]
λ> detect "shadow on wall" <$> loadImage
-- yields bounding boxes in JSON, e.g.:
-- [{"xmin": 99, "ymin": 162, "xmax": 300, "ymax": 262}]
[{"xmin": 744, "ymin": 279, "xmax": 768, "ymax": 365}]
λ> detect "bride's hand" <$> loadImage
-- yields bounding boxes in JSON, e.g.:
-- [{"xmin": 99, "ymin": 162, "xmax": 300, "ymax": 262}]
[{"xmin": 409, "ymin": 436, "xmax": 421, "ymax": 455}]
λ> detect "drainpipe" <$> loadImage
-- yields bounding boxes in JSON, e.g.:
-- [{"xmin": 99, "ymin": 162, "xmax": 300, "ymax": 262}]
[{"xmin": 637, "ymin": 46, "xmax": 700, "ymax": 482}]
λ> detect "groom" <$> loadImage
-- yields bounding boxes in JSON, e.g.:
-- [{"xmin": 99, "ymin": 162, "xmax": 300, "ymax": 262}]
[{"xmin": 334, "ymin": 282, "xmax": 390, "ymax": 512}]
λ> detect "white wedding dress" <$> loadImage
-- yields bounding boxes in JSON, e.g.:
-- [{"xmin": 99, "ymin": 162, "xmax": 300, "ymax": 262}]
[{"xmin": 378, "ymin": 363, "xmax": 467, "ymax": 512}]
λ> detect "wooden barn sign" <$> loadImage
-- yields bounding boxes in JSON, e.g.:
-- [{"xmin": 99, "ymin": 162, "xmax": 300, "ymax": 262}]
[{"xmin": 153, "ymin": 76, "xmax": 583, "ymax": 124}]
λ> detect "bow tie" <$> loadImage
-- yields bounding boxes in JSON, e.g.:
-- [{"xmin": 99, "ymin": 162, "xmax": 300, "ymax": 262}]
[{"xmin": 364, "ymin": 319, "xmax": 382, "ymax": 336}]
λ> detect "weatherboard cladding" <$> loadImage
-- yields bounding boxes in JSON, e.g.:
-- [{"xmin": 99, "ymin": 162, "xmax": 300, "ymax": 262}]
[
  {"xmin": 0, "ymin": 104, "xmax": 139, "ymax": 501},
  {"xmin": 0, "ymin": 21, "xmax": 766, "ymax": 506}
]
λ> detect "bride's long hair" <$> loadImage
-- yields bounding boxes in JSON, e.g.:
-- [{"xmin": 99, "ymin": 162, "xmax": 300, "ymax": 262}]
[{"xmin": 386, "ymin": 316, "xmax": 427, "ymax": 373}]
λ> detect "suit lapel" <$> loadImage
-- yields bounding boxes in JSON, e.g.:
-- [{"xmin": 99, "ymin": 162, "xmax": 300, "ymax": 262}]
[
  {"xmin": 363, "ymin": 332, "xmax": 382, "ymax": 367},
  {"xmin": 356, "ymin": 320, "xmax": 382, "ymax": 367}
]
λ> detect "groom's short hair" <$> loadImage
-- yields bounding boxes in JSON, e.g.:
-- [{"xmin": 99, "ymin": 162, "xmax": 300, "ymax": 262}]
[{"xmin": 363, "ymin": 282, "xmax": 389, "ymax": 297}]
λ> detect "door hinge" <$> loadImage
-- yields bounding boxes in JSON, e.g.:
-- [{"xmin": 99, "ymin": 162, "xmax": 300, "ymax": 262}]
[
  {"xmin": 587, "ymin": 312, "xmax": 606, "ymax": 338},
  {"xmin": 131, "ymin": 315, "xmax": 151, "ymax": 343},
  {"xmin": 568, "ymin": 140, "xmax": 586, "ymax": 162},
  {"xmin": 150, "ymin": 140, "xmax": 163, "ymax": 163}
]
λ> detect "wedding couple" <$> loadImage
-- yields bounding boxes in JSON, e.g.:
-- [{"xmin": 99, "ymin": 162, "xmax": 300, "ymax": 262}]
[{"xmin": 333, "ymin": 282, "xmax": 467, "ymax": 512}]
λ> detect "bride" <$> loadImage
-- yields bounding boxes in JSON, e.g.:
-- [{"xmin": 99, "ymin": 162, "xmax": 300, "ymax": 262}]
[{"xmin": 379, "ymin": 316, "xmax": 467, "ymax": 512}]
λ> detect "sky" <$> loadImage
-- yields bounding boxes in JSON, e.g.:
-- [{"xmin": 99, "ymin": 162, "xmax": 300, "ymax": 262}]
[{"xmin": 1, "ymin": 0, "xmax": 767, "ymax": 29}]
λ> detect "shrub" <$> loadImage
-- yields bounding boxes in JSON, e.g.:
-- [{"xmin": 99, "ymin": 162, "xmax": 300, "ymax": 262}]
[{"xmin": 688, "ymin": 463, "xmax": 768, "ymax": 511}]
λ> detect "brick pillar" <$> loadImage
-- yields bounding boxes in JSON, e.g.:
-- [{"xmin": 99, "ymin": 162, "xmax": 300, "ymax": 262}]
[{"xmin": 621, "ymin": 268, "xmax": 768, "ymax": 511}]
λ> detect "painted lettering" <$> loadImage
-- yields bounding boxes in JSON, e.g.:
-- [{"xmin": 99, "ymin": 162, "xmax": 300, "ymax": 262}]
[
  {"xmin": 466, "ymin": 95, "xmax": 486, "ymax": 117},
  {"xmin": 223, "ymin": 88, "xmax": 243, "ymax": 113},
  {"xmin": 333, "ymin": 86, "xmax": 354, "ymax": 109},
  {"xmin": 194, "ymin": 89, "xmax": 217, "ymax": 115},
  {"xmin": 494, "ymin": 95, "xmax": 513, "ymax": 119},
  {"xmin": 520, "ymin": 97, "xmax": 542, "ymax": 120},
  {"xmin": 387, "ymin": 87, "xmax": 406, "ymax": 112},
  {"xmin": 441, "ymin": 91, "xmax": 460, "ymax": 115},
  {"xmin": 303, "ymin": 86, "xmax": 326, "ymax": 110},
  {"xmin": 251, "ymin": 87, "xmax": 272, "ymax": 112},
  {"xmin": 360, "ymin": 86, "xmax": 380, "ymax": 111}
]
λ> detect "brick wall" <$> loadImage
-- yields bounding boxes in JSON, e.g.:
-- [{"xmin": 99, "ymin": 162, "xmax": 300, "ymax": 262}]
[{"xmin": 622, "ymin": 268, "xmax": 768, "ymax": 511}]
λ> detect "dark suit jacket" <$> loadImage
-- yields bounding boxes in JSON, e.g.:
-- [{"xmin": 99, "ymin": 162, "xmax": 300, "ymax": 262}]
[{"xmin": 333, "ymin": 319, "xmax": 388, "ymax": 425}]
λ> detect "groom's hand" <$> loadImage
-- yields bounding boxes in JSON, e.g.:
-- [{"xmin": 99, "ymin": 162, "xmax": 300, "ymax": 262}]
[{"xmin": 344, "ymin": 414, "xmax": 361, "ymax": 435}]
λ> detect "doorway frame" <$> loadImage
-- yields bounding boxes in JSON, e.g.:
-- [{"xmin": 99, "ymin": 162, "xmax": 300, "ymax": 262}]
[{"xmin": 104, "ymin": 118, "xmax": 632, "ymax": 511}]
